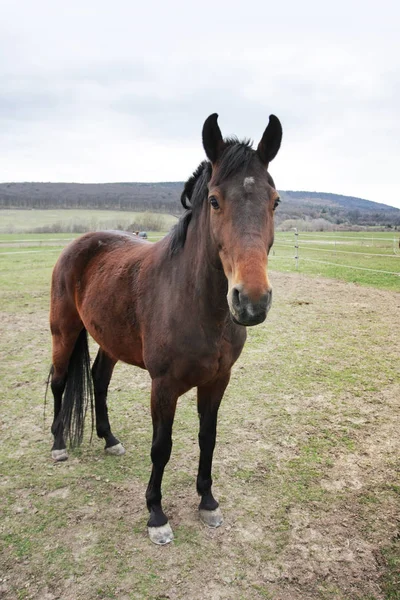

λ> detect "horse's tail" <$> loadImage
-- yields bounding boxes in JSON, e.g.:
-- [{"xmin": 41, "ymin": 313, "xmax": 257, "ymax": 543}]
[{"xmin": 54, "ymin": 328, "xmax": 94, "ymax": 448}]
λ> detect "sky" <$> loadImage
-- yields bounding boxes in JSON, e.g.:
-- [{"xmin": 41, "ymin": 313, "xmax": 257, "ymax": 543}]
[{"xmin": 1, "ymin": 0, "xmax": 400, "ymax": 208}]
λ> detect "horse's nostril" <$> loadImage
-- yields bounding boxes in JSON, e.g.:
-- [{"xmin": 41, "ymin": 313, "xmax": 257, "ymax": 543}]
[
  {"xmin": 232, "ymin": 286, "xmax": 241, "ymax": 310},
  {"xmin": 267, "ymin": 289, "xmax": 272, "ymax": 308},
  {"xmin": 230, "ymin": 285, "xmax": 272, "ymax": 324},
  {"xmin": 263, "ymin": 289, "xmax": 273, "ymax": 310}
]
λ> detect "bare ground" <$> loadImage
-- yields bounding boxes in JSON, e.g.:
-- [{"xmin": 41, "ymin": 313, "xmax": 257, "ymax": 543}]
[{"xmin": 0, "ymin": 272, "xmax": 399, "ymax": 599}]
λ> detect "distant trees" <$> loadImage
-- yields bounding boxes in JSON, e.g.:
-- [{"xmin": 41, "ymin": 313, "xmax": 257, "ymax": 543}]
[
  {"xmin": 278, "ymin": 218, "xmax": 336, "ymax": 232},
  {"xmin": 0, "ymin": 182, "xmax": 183, "ymax": 213},
  {"xmin": 1, "ymin": 182, "xmax": 399, "ymax": 229}
]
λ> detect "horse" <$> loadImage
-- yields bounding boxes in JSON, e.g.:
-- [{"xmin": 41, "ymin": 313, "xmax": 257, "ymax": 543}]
[{"xmin": 48, "ymin": 113, "xmax": 283, "ymax": 545}]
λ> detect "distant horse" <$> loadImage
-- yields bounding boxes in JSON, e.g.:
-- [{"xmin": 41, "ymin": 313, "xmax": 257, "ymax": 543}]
[{"xmin": 48, "ymin": 113, "xmax": 282, "ymax": 544}]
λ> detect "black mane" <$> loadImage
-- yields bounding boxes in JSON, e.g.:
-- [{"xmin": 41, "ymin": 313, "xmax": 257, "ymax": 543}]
[
  {"xmin": 180, "ymin": 160, "xmax": 211, "ymax": 210},
  {"xmin": 169, "ymin": 139, "xmax": 255, "ymax": 255}
]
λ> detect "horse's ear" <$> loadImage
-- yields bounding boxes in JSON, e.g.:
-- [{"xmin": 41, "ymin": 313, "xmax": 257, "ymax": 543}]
[
  {"xmin": 257, "ymin": 115, "xmax": 282, "ymax": 166},
  {"xmin": 202, "ymin": 113, "xmax": 224, "ymax": 163}
]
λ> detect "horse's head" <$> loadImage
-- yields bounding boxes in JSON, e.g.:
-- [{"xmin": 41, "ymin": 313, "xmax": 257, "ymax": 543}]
[{"xmin": 203, "ymin": 113, "xmax": 282, "ymax": 326}]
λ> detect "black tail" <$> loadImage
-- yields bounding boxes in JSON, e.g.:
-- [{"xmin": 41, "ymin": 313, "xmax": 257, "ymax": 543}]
[{"xmin": 53, "ymin": 328, "xmax": 94, "ymax": 448}]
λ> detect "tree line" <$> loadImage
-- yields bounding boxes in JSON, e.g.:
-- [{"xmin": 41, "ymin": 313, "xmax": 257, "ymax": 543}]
[{"xmin": 1, "ymin": 182, "xmax": 399, "ymax": 229}]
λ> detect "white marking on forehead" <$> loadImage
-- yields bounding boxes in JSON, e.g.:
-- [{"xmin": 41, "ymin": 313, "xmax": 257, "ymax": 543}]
[{"xmin": 243, "ymin": 177, "xmax": 255, "ymax": 191}]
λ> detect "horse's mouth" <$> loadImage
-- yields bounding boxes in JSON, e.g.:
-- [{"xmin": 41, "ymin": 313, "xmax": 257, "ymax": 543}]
[
  {"xmin": 227, "ymin": 285, "xmax": 272, "ymax": 327},
  {"xmin": 230, "ymin": 310, "xmax": 267, "ymax": 327}
]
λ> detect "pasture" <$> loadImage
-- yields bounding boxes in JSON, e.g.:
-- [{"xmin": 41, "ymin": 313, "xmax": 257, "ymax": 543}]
[
  {"xmin": 1, "ymin": 211, "xmax": 398, "ymax": 291},
  {"xmin": 0, "ymin": 232, "xmax": 399, "ymax": 599},
  {"xmin": 271, "ymin": 231, "xmax": 400, "ymax": 291},
  {"xmin": 0, "ymin": 209, "xmax": 177, "ymax": 235}
]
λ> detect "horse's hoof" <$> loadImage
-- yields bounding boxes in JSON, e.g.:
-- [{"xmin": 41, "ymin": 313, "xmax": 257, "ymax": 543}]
[
  {"xmin": 199, "ymin": 507, "xmax": 223, "ymax": 528},
  {"xmin": 105, "ymin": 443, "xmax": 126, "ymax": 456},
  {"xmin": 51, "ymin": 448, "xmax": 68, "ymax": 462},
  {"xmin": 148, "ymin": 522, "xmax": 174, "ymax": 545}
]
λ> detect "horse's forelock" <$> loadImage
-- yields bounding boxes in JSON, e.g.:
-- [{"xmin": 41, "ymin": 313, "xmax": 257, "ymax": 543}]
[{"xmin": 214, "ymin": 139, "xmax": 254, "ymax": 185}]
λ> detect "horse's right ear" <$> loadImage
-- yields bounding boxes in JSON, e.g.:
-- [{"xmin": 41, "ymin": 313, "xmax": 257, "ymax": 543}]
[
  {"xmin": 257, "ymin": 115, "xmax": 283, "ymax": 166},
  {"xmin": 202, "ymin": 113, "xmax": 224, "ymax": 164}
]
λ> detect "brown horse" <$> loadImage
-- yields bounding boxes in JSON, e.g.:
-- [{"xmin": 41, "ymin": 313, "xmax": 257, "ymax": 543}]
[{"xmin": 48, "ymin": 113, "xmax": 282, "ymax": 544}]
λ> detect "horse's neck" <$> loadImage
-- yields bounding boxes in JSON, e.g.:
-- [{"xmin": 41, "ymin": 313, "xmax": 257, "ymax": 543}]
[{"xmin": 177, "ymin": 211, "xmax": 229, "ymax": 318}]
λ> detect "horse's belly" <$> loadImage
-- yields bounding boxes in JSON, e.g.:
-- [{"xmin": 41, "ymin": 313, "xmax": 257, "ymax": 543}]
[{"xmin": 82, "ymin": 312, "xmax": 145, "ymax": 368}]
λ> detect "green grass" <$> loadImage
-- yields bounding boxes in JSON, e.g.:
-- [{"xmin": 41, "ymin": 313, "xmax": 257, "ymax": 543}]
[
  {"xmin": 270, "ymin": 230, "xmax": 400, "ymax": 290},
  {"xmin": 0, "ymin": 208, "xmax": 178, "ymax": 234},
  {"xmin": 0, "ymin": 232, "xmax": 80, "ymax": 241},
  {"xmin": 381, "ymin": 538, "xmax": 400, "ymax": 599},
  {"xmin": 1, "ymin": 225, "xmax": 398, "ymax": 291}
]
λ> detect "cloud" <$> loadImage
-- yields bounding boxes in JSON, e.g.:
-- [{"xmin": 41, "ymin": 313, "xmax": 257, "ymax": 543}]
[{"xmin": 0, "ymin": 0, "xmax": 399, "ymax": 207}]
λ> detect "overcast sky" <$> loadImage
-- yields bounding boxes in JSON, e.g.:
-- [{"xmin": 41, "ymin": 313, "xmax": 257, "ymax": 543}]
[{"xmin": 1, "ymin": 0, "xmax": 399, "ymax": 208}]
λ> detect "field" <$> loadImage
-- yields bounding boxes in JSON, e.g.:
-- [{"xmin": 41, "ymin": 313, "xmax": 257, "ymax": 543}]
[
  {"xmin": 0, "ymin": 221, "xmax": 399, "ymax": 599},
  {"xmin": 0, "ymin": 209, "xmax": 178, "ymax": 235},
  {"xmin": 1, "ymin": 208, "xmax": 398, "ymax": 290},
  {"xmin": 270, "ymin": 231, "xmax": 400, "ymax": 291}
]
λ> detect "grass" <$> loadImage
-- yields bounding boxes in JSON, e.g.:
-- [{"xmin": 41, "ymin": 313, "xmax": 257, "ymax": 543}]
[
  {"xmin": 0, "ymin": 208, "xmax": 178, "ymax": 234},
  {"xmin": 1, "ymin": 219, "xmax": 398, "ymax": 291},
  {"xmin": 381, "ymin": 539, "xmax": 400, "ymax": 599},
  {"xmin": 0, "ymin": 222, "xmax": 399, "ymax": 599},
  {"xmin": 270, "ymin": 230, "xmax": 400, "ymax": 290}
]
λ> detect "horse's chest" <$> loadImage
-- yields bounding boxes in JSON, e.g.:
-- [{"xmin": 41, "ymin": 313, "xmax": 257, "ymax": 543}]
[{"xmin": 146, "ymin": 327, "xmax": 244, "ymax": 388}]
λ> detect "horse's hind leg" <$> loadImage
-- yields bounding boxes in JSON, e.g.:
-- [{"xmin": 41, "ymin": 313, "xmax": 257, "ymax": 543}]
[
  {"xmin": 50, "ymin": 367, "xmax": 68, "ymax": 461},
  {"xmin": 50, "ymin": 321, "xmax": 83, "ymax": 461},
  {"xmin": 196, "ymin": 372, "xmax": 230, "ymax": 528},
  {"xmin": 91, "ymin": 348, "xmax": 125, "ymax": 456}
]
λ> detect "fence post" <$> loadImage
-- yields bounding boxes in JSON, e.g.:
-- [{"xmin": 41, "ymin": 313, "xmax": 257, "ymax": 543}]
[{"xmin": 293, "ymin": 228, "xmax": 299, "ymax": 270}]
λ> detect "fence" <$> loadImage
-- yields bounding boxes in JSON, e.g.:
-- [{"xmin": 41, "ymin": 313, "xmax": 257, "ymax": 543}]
[
  {"xmin": 1, "ymin": 231, "xmax": 399, "ymax": 287},
  {"xmin": 270, "ymin": 230, "xmax": 400, "ymax": 280}
]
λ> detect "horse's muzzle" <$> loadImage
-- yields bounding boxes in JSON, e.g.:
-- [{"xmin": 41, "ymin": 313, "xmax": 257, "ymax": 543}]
[{"xmin": 229, "ymin": 286, "xmax": 272, "ymax": 326}]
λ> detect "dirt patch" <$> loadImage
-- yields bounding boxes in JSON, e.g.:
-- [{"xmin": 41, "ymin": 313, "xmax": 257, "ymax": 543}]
[{"xmin": 0, "ymin": 272, "xmax": 399, "ymax": 599}]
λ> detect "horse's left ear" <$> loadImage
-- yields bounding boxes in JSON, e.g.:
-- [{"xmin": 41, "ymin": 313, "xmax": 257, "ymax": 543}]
[
  {"xmin": 202, "ymin": 113, "xmax": 224, "ymax": 164},
  {"xmin": 257, "ymin": 115, "xmax": 282, "ymax": 166}
]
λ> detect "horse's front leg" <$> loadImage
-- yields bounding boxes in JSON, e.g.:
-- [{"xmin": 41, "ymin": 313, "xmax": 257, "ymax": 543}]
[
  {"xmin": 145, "ymin": 377, "xmax": 180, "ymax": 545},
  {"xmin": 197, "ymin": 372, "xmax": 230, "ymax": 528}
]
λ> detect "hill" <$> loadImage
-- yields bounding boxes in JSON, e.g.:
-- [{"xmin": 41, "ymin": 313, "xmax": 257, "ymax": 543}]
[
  {"xmin": 0, "ymin": 182, "xmax": 399, "ymax": 229},
  {"xmin": 278, "ymin": 190, "xmax": 400, "ymax": 228}
]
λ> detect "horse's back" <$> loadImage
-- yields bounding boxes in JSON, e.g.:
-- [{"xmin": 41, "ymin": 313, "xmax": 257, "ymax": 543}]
[
  {"xmin": 51, "ymin": 230, "xmax": 152, "ymax": 314},
  {"xmin": 53, "ymin": 231, "xmax": 148, "ymax": 280},
  {"xmin": 58, "ymin": 230, "xmax": 148, "ymax": 262}
]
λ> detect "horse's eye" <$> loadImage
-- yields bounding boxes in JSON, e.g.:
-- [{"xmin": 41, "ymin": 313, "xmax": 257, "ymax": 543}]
[
  {"xmin": 273, "ymin": 197, "xmax": 280, "ymax": 211},
  {"xmin": 209, "ymin": 196, "xmax": 220, "ymax": 210}
]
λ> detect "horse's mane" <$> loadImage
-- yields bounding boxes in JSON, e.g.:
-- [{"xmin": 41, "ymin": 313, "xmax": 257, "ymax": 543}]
[{"xmin": 169, "ymin": 139, "xmax": 254, "ymax": 255}]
